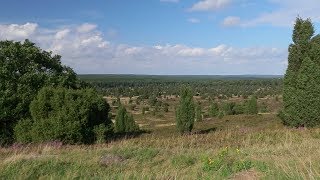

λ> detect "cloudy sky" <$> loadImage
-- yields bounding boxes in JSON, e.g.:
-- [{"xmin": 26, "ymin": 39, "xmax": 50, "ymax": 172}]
[{"xmin": 1, "ymin": 0, "xmax": 320, "ymax": 75}]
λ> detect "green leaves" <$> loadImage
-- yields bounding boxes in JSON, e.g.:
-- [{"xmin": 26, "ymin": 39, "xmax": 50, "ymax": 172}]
[
  {"xmin": 209, "ymin": 102, "xmax": 219, "ymax": 117},
  {"xmin": 283, "ymin": 18, "xmax": 320, "ymax": 127},
  {"xmin": 14, "ymin": 86, "xmax": 112, "ymax": 144},
  {"xmin": 245, "ymin": 96, "xmax": 258, "ymax": 115},
  {"xmin": 0, "ymin": 40, "xmax": 86, "ymax": 145},
  {"xmin": 175, "ymin": 87, "xmax": 195, "ymax": 134},
  {"xmin": 114, "ymin": 105, "xmax": 139, "ymax": 133}
]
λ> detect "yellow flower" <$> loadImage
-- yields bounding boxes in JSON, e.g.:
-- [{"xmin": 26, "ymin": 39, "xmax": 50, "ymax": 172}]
[{"xmin": 236, "ymin": 148, "xmax": 240, "ymax": 153}]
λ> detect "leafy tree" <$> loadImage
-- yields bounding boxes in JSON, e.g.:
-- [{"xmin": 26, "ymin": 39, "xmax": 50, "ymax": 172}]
[
  {"xmin": 114, "ymin": 105, "xmax": 139, "ymax": 133},
  {"xmin": 245, "ymin": 96, "xmax": 258, "ymax": 115},
  {"xmin": 0, "ymin": 40, "xmax": 85, "ymax": 146},
  {"xmin": 282, "ymin": 17, "xmax": 320, "ymax": 127},
  {"xmin": 195, "ymin": 103, "xmax": 202, "ymax": 122},
  {"xmin": 175, "ymin": 88, "xmax": 195, "ymax": 134},
  {"xmin": 209, "ymin": 102, "xmax": 219, "ymax": 117},
  {"xmin": 14, "ymin": 87, "xmax": 111, "ymax": 144}
]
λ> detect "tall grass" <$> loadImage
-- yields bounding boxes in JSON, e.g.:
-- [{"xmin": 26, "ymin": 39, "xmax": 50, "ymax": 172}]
[{"xmin": 1, "ymin": 114, "xmax": 320, "ymax": 179}]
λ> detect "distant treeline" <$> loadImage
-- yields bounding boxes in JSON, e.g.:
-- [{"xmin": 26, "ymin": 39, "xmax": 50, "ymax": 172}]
[{"xmin": 79, "ymin": 74, "xmax": 283, "ymax": 98}]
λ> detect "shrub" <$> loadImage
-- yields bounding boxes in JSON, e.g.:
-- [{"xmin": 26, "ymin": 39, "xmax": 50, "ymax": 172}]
[
  {"xmin": 209, "ymin": 102, "xmax": 219, "ymax": 117},
  {"xmin": 93, "ymin": 124, "xmax": 109, "ymax": 144},
  {"xmin": 175, "ymin": 87, "xmax": 195, "ymax": 134},
  {"xmin": 114, "ymin": 105, "xmax": 139, "ymax": 133},
  {"xmin": 195, "ymin": 103, "xmax": 203, "ymax": 121},
  {"xmin": 245, "ymin": 96, "xmax": 258, "ymax": 115},
  {"xmin": 233, "ymin": 103, "xmax": 245, "ymax": 115},
  {"xmin": 282, "ymin": 17, "xmax": 320, "ymax": 127},
  {"xmin": 14, "ymin": 87, "xmax": 112, "ymax": 144},
  {"xmin": 0, "ymin": 40, "xmax": 86, "ymax": 146},
  {"xmin": 222, "ymin": 102, "xmax": 236, "ymax": 115}
]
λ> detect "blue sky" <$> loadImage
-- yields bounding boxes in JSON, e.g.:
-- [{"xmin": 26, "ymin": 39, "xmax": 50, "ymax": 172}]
[{"xmin": 1, "ymin": 0, "xmax": 320, "ymax": 75}]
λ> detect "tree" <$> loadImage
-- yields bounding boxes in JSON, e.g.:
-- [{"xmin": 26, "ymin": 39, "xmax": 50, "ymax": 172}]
[
  {"xmin": 282, "ymin": 17, "xmax": 320, "ymax": 127},
  {"xmin": 175, "ymin": 87, "xmax": 195, "ymax": 134},
  {"xmin": 0, "ymin": 40, "xmax": 85, "ymax": 146},
  {"xmin": 245, "ymin": 96, "xmax": 258, "ymax": 115},
  {"xmin": 114, "ymin": 105, "xmax": 139, "ymax": 133},
  {"xmin": 195, "ymin": 102, "xmax": 202, "ymax": 122},
  {"xmin": 222, "ymin": 102, "xmax": 235, "ymax": 115},
  {"xmin": 209, "ymin": 102, "xmax": 219, "ymax": 117},
  {"xmin": 14, "ymin": 87, "xmax": 112, "ymax": 144}
]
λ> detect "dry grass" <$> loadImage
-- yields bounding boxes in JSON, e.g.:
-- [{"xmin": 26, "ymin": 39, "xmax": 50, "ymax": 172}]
[{"xmin": 1, "ymin": 97, "xmax": 320, "ymax": 179}]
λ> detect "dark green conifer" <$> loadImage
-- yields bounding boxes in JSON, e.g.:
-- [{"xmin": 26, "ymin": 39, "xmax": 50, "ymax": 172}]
[
  {"xmin": 282, "ymin": 17, "xmax": 320, "ymax": 127},
  {"xmin": 175, "ymin": 88, "xmax": 195, "ymax": 134}
]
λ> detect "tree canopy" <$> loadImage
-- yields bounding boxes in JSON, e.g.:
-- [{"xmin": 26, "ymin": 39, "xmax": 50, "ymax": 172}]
[
  {"xmin": 282, "ymin": 17, "xmax": 320, "ymax": 127},
  {"xmin": 0, "ymin": 40, "xmax": 86, "ymax": 145}
]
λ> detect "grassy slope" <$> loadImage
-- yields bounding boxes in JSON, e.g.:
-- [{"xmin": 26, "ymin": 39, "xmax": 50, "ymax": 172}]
[{"xmin": 1, "ymin": 98, "xmax": 320, "ymax": 179}]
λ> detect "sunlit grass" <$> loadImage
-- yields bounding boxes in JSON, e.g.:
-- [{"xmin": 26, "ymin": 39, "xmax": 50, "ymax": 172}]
[{"xmin": 1, "ymin": 113, "xmax": 320, "ymax": 179}]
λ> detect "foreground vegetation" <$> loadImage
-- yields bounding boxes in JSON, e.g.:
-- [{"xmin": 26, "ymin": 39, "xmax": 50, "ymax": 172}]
[
  {"xmin": 2, "ymin": 17, "xmax": 320, "ymax": 179},
  {"xmin": 2, "ymin": 111, "xmax": 320, "ymax": 179}
]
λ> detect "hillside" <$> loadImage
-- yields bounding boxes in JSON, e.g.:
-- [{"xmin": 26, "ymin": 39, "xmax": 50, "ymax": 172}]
[{"xmin": 1, "ymin": 95, "xmax": 319, "ymax": 179}]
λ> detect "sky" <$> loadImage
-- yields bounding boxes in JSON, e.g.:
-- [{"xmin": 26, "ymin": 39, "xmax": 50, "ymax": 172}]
[{"xmin": 0, "ymin": 0, "xmax": 320, "ymax": 75}]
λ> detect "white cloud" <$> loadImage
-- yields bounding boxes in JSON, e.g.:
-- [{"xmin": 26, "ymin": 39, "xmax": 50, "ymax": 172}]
[
  {"xmin": 55, "ymin": 29, "xmax": 70, "ymax": 40},
  {"xmin": 0, "ymin": 23, "xmax": 38, "ymax": 40},
  {"xmin": 77, "ymin": 23, "xmax": 97, "ymax": 33},
  {"xmin": 241, "ymin": 0, "xmax": 320, "ymax": 27},
  {"xmin": 189, "ymin": 0, "xmax": 231, "ymax": 12},
  {"xmin": 222, "ymin": 16, "xmax": 240, "ymax": 27},
  {"xmin": 188, "ymin": 18, "xmax": 200, "ymax": 23},
  {"xmin": 0, "ymin": 22, "xmax": 287, "ymax": 74}
]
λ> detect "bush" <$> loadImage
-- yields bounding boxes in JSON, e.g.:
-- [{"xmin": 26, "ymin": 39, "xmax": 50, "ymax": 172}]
[
  {"xmin": 93, "ymin": 124, "xmax": 109, "ymax": 144},
  {"xmin": 0, "ymin": 40, "xmax": 86, "ymax": 146},
  {"xmin": 222, "ymin": 102, "xmax": 236, "ymax": 115},
  {"xmin": 114, "ymin": 105, "xmax": 139, "ymax": 133},
  {"xmin": 233, "ymin": 103, "xmax": 244, "ymax": 115},
  {"xmin": 175, "ymin": 87, "xmax": 195, "ymax": 134},
  {"xmin": 245, "ymin": 96, "xmax": 258, "ymax": 115},
  {"xmin": 14, "ymin": 87, "xmax": 112, "ymax": 144},
  {"xmin": 195, "ymin": 103, "xmax": 203, "ymax": 121},
  {"xmin": 283, "ymin": 17, "xmax": 320, "ymax": 127},
  {"xmin": 209, "ymin": 102, "xmax": 219, "ymax": 117}
]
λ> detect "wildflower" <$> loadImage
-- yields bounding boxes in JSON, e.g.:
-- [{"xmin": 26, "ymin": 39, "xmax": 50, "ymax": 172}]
[
  {"xmin": 236, "ymin": 148, "xmax": 240, "ymax": 153},
  {"xmin": 208, "ymin": 158, "xmax": 214, "ymax": 165}
]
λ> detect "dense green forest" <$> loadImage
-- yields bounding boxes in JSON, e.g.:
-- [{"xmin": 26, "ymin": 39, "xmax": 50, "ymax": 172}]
[{"xmin": 79, "ymin": 74, "xmax": 283, "ymax": 98}]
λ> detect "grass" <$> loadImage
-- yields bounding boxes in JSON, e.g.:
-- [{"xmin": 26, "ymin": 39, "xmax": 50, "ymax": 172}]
[{"xmin": 1, "ymin": 97, "xmax": 320, "ymax": 179}]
